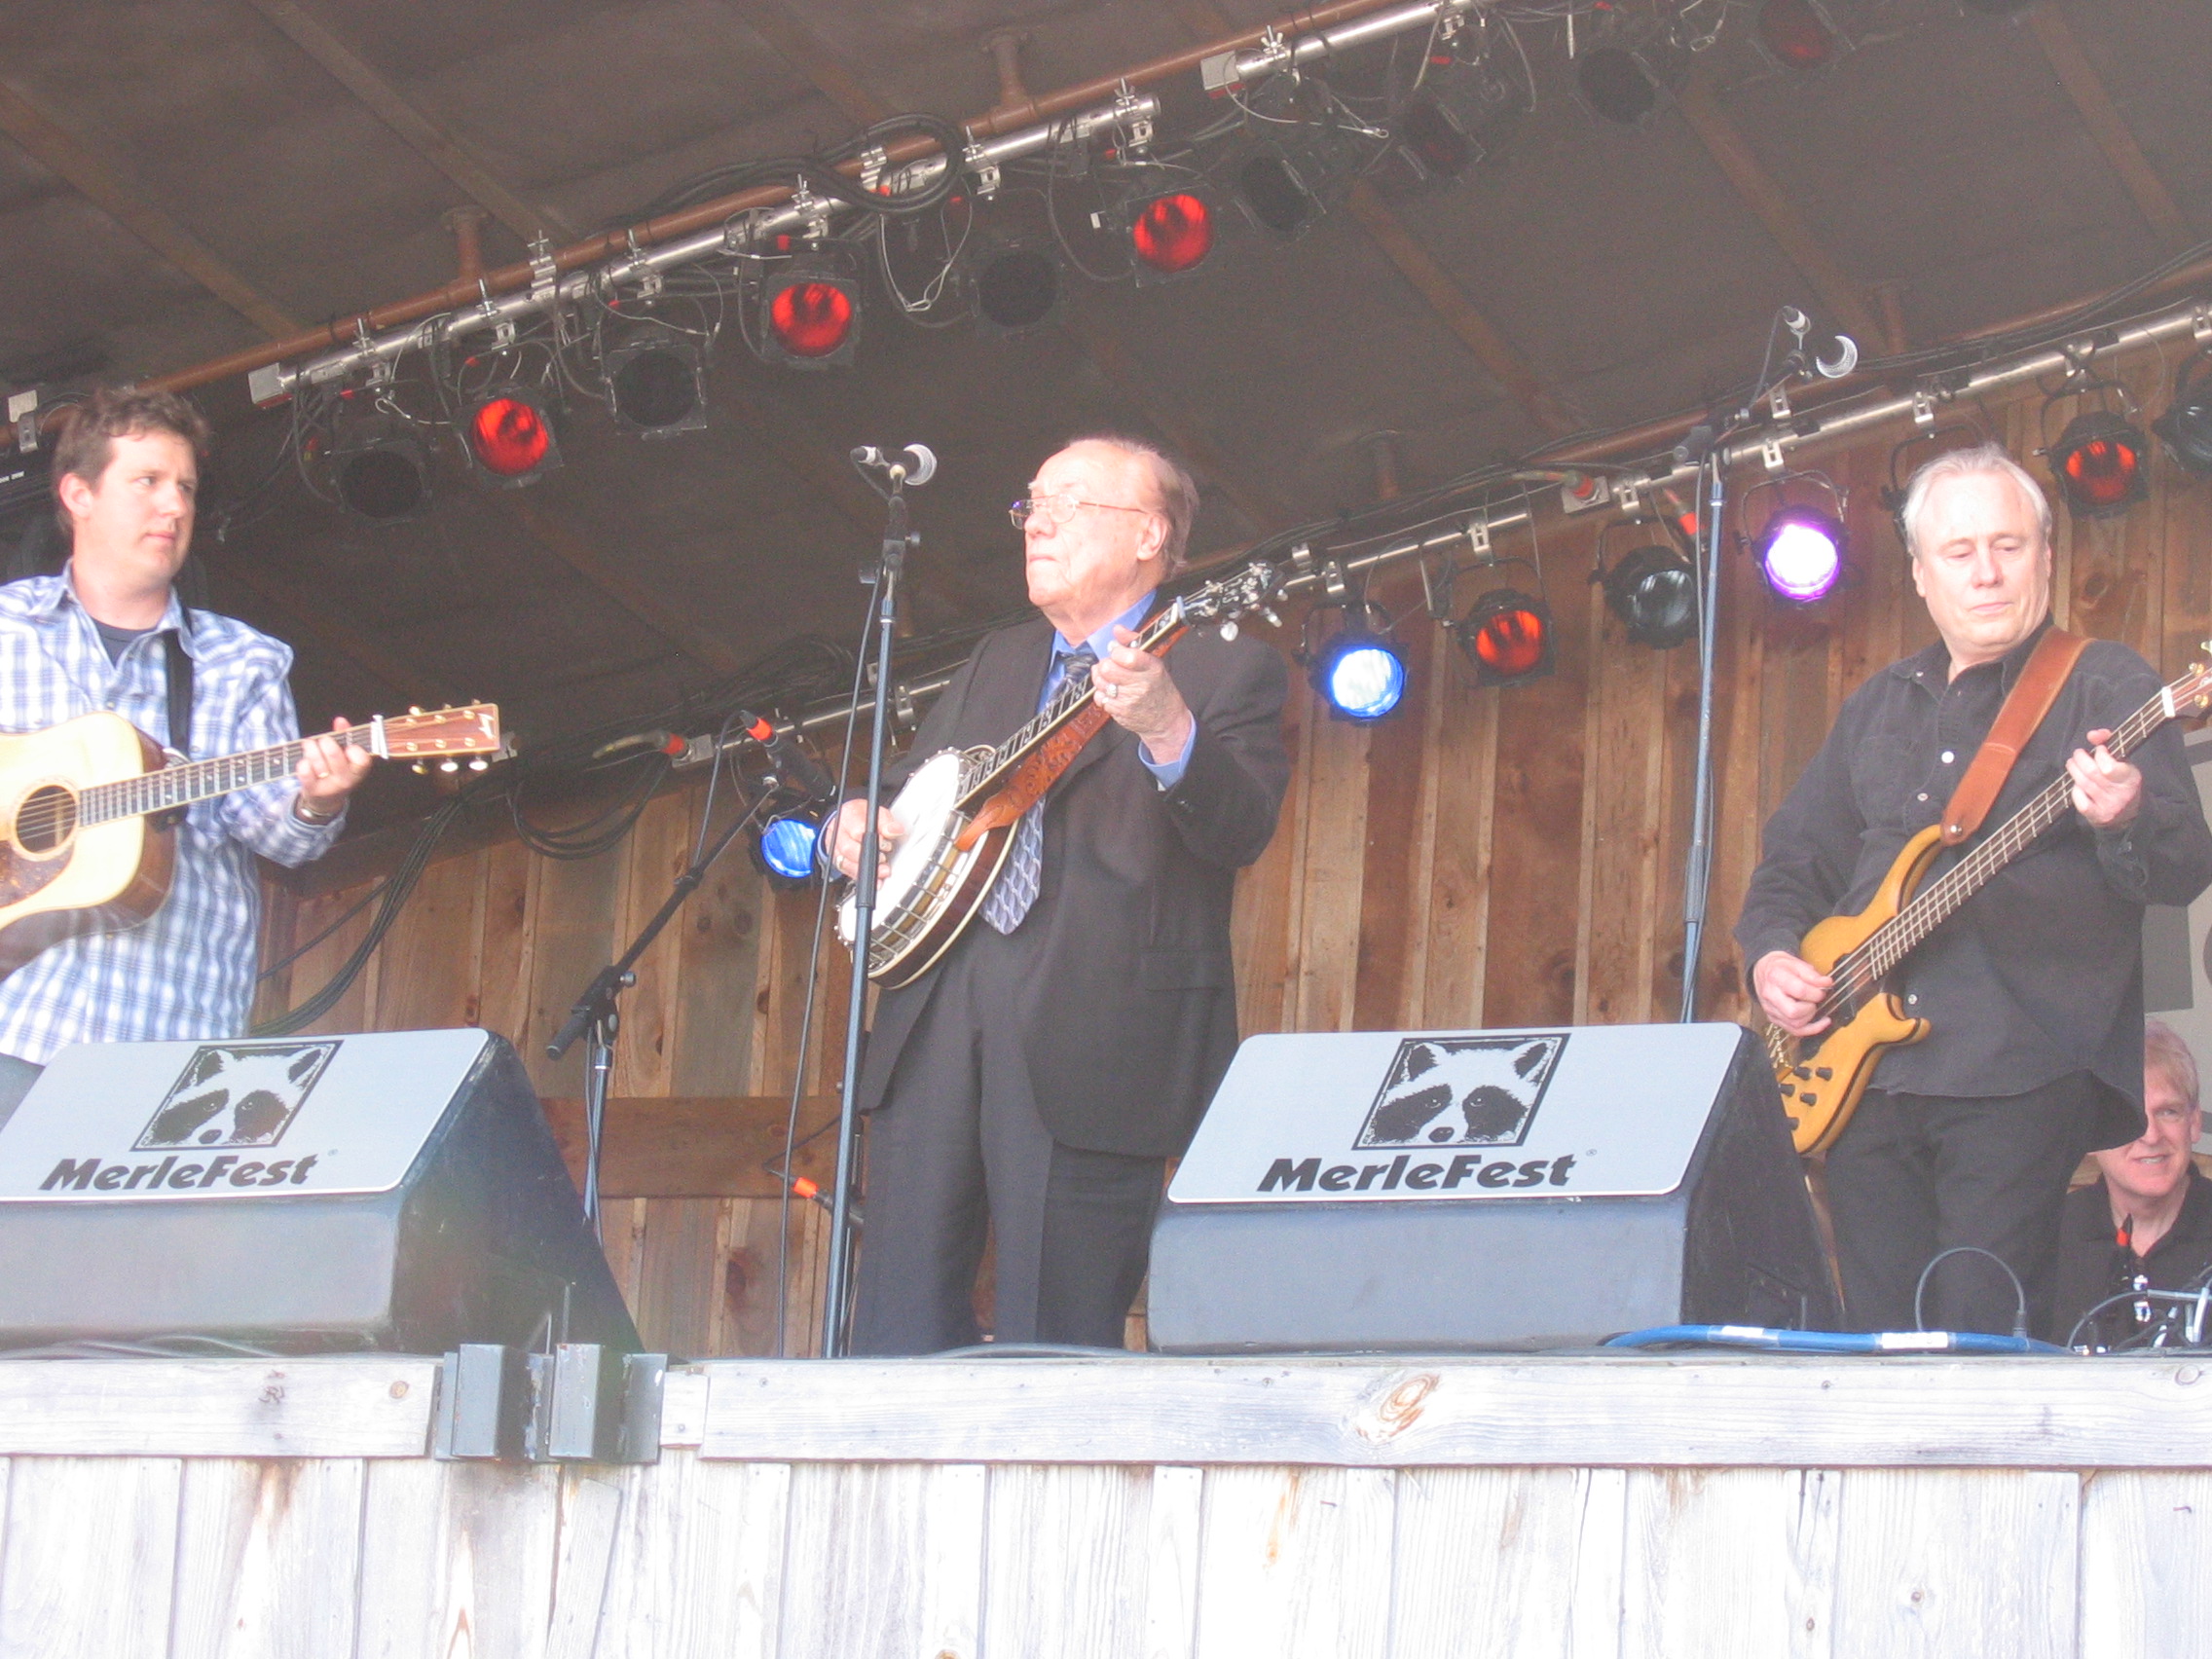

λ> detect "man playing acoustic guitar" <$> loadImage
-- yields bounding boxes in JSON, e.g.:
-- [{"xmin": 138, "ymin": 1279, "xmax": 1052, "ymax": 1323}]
[
  {"xmin": 0, "ymin": 387, "xmax": 370, "ymax": 1124},
  {"xmin": 1738, "ymin": 444, "xmax": 2212, "ymax": 1338}
]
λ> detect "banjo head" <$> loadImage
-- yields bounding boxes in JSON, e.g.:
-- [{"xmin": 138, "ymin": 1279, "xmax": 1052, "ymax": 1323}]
[{"xmin": 835, "ymin": 748, "xmax": 977, "ymax": 948}]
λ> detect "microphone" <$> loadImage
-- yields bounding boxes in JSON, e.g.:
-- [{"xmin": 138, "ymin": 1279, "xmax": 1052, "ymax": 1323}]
[
  {"xmin": 850, "ymin": 443, "xmax": 938, "ymax": 487},
  {"xmin": 741, "ymin": 712, "xmax": 837, "ymax": 801}
]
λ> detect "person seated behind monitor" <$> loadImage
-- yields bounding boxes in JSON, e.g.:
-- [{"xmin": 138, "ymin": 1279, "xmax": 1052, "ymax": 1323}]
[{"xmin": 2050, "ymin": 1019, "xmax": 2212, "ymax": 1347}]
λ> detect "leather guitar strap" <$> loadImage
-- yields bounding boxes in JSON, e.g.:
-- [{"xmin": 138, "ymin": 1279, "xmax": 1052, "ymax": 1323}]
[{"xmin": 1937, "ymin": 626, "xmax": 2087, "ymax": 846}]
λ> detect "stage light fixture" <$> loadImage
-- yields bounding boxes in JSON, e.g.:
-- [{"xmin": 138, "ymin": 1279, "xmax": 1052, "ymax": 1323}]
[
  {"xmin": 604, "ymin": 325, "xmax": 707, "ymax": 437},
  {"xmin": 329, "ymin": 412, "xmax": 432, "ymax": 523},
  {"xmin": 2154, "ymin": 358, "xmax": 2212, "ymax": 475},
  {"xmin": 1380, "ymin": 32, "xmax": 1533, "ymax": 192},
  {"xmin": 1128, "ymin": 189, "xmax": 1215, "ymax": 283},
  {"xmin": 971, "ymin": 240, "xmax": 1063, "ymax": 336},
  {"xmin": 1601, "ymin": 544, "xmax": 1698, "ymax": 649},
  {"xmin": 461, "ymin": 386, "xmax": 562, "ymax": 487},
  {"xmin": 754, "ymin": 810, "xmax": 824, "ymax": 889},
  {"xmin": 1233, "ymin": 148, "xmax": 1325, "ymax": 239},
  {"xmin": 1754, "ymin": 506, "xmax": 1845, "ymax": 604},
  {"xmin": 2049, "ymin": 411, "xmax": 2151, "ymax": 517},
  {"xmin": 1756, "ymin": 0, "xmax": 1838, "ymax": 68},
  {"xmin": 761, "ymin": 265, "xmax": 861, "ymax": 368},
  {"xmin": 1457, "ymin": 590, "xmax": 1556, "ymax": 689},
  {"xmin": 1578, "ymin": 48, "xmax": 1657, "ymax": 127},
  {"xmin": 1309, "ymin": 622, "xmax": 1411, "ymax": 722}
]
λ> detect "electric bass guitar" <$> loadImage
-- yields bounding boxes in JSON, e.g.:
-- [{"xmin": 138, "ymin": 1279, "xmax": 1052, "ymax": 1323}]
[
  {"xmin": 836, "ymin": 560, "xmax": 1283, "ymax": 986},
  {"xmin": 0, "ymin": 704, "xmax": 501, "ymax": 978},
  {"xmin": 1770, "ymin": 653, "xmax": 2212, "ymax": 1156}
]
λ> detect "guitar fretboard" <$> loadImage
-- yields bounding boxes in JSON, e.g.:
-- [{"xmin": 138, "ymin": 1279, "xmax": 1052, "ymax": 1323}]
[
  {"xmin": 80, "ymin": 727, "xmax": 377, "ymax": 827},
  {"xmin": 1822, "ymin": 679, "xmax": 2174, "ymax": 1014}
]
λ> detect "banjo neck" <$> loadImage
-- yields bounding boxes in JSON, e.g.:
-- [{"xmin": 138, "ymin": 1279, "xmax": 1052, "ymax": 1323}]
[{"xmin": 953, "ymin": 599, "xmax": 1189, "ymax": 812}]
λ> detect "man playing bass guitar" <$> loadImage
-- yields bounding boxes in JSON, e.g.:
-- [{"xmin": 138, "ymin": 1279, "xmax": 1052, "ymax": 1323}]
[
  {"xmin": 1737, "ymin": 444, "xmax": 2212, "ymax": 1338},
  {"xmin": 0, "ymin": 388, "xmax": 371, "ymax": 1124},
  {"xmin": 827, "ymin": 432, "xmax": 1289, "ymax": 1354}
]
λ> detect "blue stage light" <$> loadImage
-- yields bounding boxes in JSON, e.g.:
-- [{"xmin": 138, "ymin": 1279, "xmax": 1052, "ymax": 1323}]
[
  {"xmin": 1312, "ymin": 635, "xmax": 1409, "ymax": 721},
  {"xmin": 756, "ymin": 813, "xmax": 822, "ymax": 886}
]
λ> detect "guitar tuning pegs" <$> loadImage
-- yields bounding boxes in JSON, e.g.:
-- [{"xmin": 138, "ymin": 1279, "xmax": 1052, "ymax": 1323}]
[
  {"xmin": 1260, "ymin": 607, "xmax": 1281, "ymax": 628},
  {"xmin": 408, "ymin": 706, "xmax": 423, "ymax": 716},
  {"xmin": 439, "ymin": 759, "xmax": 460, "ymax": 773},
  {"xmin": 1218, "ymin": 621, "xmax": 1238, "ymax": 642},
  {"xmin": 468, "ymin": 758, "xmax": 489, "ymax": 771},
  {"xmin": 411, "ymin": 761, "xmax": 427, "ymax": 775}
]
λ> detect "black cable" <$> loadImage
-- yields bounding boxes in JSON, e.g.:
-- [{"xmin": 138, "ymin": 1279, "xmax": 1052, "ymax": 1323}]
[
  {"xmin": 1913, "ymin": 1244, "xmax": 2032, "ymax": 1341},
  {"xmin": 623, "ymin": 113, "xmax": 968, "ymax": 226},
  {"xmin": 252, "ymin": 795, "xmax": 464, "ymax": 1035}
]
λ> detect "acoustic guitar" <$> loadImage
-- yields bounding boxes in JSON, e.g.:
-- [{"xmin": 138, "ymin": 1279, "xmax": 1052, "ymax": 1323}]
[
  {"xmin": 0, "ymin": 703, "xmax": 500, "ymax": 977},
  {"xmin": 1770, "ymin": 654, "xmax": 2212, "ymax": 1156},
  {"xmin": 836, "ymin": 560, "xmax": 1282, "ymax": 986}
]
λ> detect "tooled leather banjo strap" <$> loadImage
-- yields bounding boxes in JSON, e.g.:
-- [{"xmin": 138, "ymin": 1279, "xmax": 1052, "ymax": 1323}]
[{"xmin": 1936, "ymin": 625, "xmax": 2088, "ymax": 847}]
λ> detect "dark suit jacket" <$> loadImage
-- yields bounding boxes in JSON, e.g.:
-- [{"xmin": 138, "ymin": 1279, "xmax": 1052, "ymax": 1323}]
[{"xmin": 854, "ymin": 607, "xmax": 1291, "ymax": 1158}]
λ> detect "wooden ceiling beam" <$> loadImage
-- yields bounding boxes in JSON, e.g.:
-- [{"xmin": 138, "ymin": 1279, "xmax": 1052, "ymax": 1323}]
[
  {"xmin": 494, "ymin": 495, "xmax": 747, "ymax": 678},
  {"xmin": 235, "ymin": 0, "xmax": 573, "ymax": 244},
  {"xmin": 1343, "ymin": 181, "xmax": 1583, "ymax": 441},
  {"xmin": 0, "ymin": 76, "xmax": 303, "ymax": 340},
  {"xmin": 2025, "ymin": 2, "xmax": 2191, "ymax": 253},
  {"xmin": 215, "ymin": 560, "xmax": 460, "ymax": 709},
  {"xmin": 1673, "ymin": 70, "xmax": 1884, "ymax": 350}
]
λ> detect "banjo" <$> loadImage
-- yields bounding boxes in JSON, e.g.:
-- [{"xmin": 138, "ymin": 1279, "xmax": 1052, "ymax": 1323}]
[{"xmin": 836, "ymin": 559, "xmax": 1282, "ymax": 987}]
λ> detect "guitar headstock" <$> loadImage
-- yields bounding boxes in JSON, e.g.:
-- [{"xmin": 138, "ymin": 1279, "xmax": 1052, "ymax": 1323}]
[
  {"xmin": 2171, "ymin": 655, "xmax": 2212, "ymax": 722},
  {"xmin": 1179, "ymin": 559, "xmax": 1284, "ymax": 630},
  {"xmin": 375, "ymin": 704, "xmax": 503, "ymax": 759}
]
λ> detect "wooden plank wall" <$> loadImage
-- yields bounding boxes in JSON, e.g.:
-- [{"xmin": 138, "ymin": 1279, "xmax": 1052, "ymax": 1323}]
[
  {"xmin": 258, "ymin": 364, "xmax": 2212, "ymax": 1357},
  {"xmin": 4, "ymin": 1448, "xmax": 2206, "ymax": 1656}
]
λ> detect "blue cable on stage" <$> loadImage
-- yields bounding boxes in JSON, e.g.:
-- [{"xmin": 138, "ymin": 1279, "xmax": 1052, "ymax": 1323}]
[{"xmin": 1604, "ymin": 1324, "xmax": 2071, "ymax": 1355}]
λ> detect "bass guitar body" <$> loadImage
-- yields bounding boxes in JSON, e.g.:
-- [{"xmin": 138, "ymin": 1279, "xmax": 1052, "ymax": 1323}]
[
  {"xmin": 1768, "ymin": 824, "xmax": 1941, "ymax": 1156},
  {"xmin": 835, "ymin": 748, "xmax": 1019, "ymax": 989},
  {"xmin": 0, "ymin": 712, "xmax": 173, "ymax": 977}
]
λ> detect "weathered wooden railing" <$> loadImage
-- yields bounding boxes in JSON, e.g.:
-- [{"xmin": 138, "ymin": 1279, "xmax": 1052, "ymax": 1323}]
[{"xmin": 0, "ymin": 1353, "xmax": 2204, "ymax": 1655}]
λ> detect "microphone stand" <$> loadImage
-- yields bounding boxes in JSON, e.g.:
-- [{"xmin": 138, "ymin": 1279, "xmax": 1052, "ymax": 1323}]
[
  {"xmin": 547, "ymin": 770, "xmax": 775, "ymax": 1236},
  {"xmin": 821, "ymin": 470, "xmax": 913, "ymax": 1357}
]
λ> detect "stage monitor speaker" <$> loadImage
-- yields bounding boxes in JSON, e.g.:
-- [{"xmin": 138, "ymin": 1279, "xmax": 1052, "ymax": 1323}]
[
  {"xmin": 1148, "ymin": 1022, "xmax": 1838, "ymax": 1352},
  {"xmin": 0, "ymin": 1028, "xmax": 639, "ymax": 1356}
]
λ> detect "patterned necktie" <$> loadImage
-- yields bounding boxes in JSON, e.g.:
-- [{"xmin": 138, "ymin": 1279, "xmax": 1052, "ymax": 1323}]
[{"xmin": 981, "ymin": 646, "xmax": 1095, "ymax": 934}]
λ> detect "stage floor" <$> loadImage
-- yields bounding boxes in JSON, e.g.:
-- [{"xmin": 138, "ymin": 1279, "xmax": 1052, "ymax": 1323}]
[{"xmin": 0, "ymin": 1351, "xmax": 2201, "ymax": 1656}]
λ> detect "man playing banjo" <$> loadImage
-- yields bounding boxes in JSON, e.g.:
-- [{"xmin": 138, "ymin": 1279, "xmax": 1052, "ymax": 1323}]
[{"xmin": 827, "ymin": 432, "xmax": 1289, "ymax": 1354}]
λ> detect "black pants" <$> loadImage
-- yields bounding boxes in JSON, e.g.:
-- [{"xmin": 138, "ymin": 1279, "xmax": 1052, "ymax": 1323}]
[
  {"xmin": 848, "ymin": 923, "xmax": 1165, "ymax": 1356},
  {"xmin": 1824, "ymin": 1072, "xmax": 2106, "ymax": 1339}
]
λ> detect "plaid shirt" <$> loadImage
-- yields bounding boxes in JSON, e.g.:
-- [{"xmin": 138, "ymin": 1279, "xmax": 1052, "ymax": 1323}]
[{"xmin": 0, "ymin": 570, "xmax": 341, "ymax": 1063}]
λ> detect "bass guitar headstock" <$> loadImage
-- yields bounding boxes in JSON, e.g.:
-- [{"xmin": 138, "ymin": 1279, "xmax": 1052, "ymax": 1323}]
[{"xmin": 2169, "ymin": 651, "xmax": 2212, "ymax": 722}]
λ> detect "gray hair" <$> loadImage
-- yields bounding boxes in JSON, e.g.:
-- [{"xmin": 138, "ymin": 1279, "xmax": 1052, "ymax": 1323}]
[
  {"xmin": 1897, "ymin": 442, "xmax": 2052, "ymax": 560},
  {"xmin": 1064, "ymin": 429, "xmax": 1199, "ymax": 577},
  {"xmin": 2148, "ymin": 1017, "xmax": 2201, "ymax": 1113}
]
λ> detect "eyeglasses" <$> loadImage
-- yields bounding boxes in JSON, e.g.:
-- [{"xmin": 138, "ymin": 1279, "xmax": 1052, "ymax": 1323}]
[{"xmin": 1008, "ymin": 490, "xmax": 1153, "ymax": 530}]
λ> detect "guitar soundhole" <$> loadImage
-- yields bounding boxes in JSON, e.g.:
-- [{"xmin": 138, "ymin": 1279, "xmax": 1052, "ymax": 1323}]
[{"xmin": 17, "ymin": 785, "xmax": 77, "ymax": 854}]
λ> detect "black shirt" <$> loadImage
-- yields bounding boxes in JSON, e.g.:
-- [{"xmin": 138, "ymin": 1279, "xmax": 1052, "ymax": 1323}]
[
  {"xmin": 1735, "ymin": 621, "xmax": 2212, "ymax": 1135},
  {"xmin": 2050, "ymin": 1169, "xmax": 2212, "ymax": 1347}
]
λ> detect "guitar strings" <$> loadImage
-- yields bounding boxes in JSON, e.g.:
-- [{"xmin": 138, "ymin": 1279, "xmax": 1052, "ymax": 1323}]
[
  {"xmin": 1807, "ymin": 692, "xmax": 2164, "ymax": 1028},
  {"xmin": 8, "ymin": 715, "xmax": 476, "ymax": 841}
]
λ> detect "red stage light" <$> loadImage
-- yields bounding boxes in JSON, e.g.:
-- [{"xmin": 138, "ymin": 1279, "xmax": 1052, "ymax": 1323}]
[
  {"xmin": 1757, "ymin": 0, "xmax": 1836, "ymax": 69},
  {"xmin": 465, "ymin": 392, "xmax": 556, "ymax": 482},
  {"xmin": 1458, "ymin": 590, "xmax": 1556, "ymax": 688},
  {"xmin": 2049, "ymin": 411, "xmax": 2150, "ymax": 518},
  {"xmin": 768, "ymin": 280, "xmax": 857, "ymax": 359},
  {"xmin": 1130, "ymin": 193, "xmax": 1214, "ymax": 277}
]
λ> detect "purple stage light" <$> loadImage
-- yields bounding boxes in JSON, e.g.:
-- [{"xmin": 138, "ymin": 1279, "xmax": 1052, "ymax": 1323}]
[{"xmin": 1755, "ymin": 507, "xmax": 1845, "ymax": 603}]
